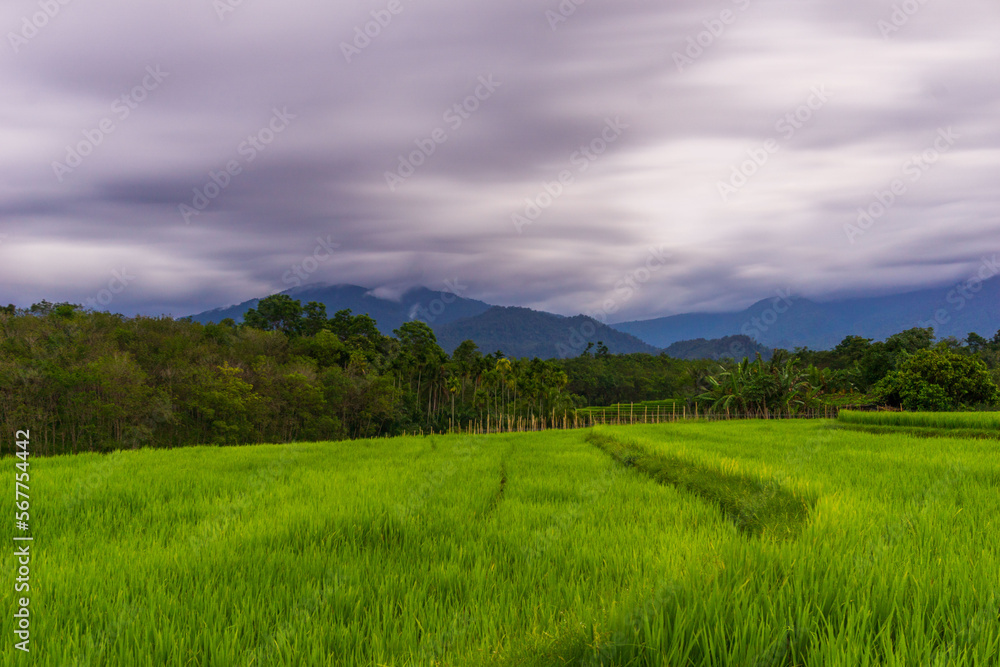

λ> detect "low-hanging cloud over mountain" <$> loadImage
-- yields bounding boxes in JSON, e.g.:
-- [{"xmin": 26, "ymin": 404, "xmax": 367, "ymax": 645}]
[{"xmin": 2, "ymin": 0, "xmax": 998, "ymax": 320}]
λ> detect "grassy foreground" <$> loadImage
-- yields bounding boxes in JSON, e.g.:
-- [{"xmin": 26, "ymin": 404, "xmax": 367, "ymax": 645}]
[
  {"xmin": 839, "ymin": 409, "xmax": 1000, "ymax": 430},
  {"xmin": 3, "ymin": 421, "xmax": 1000, "ymax": 665}
]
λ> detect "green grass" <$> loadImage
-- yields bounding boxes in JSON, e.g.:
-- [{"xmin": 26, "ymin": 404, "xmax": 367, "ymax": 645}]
[
  {"xmin": 839, "ymin": 409, "xmax": 1000, "ymax": 430},
  {"xmin": 585, "ymin": 429, "xmax": 815, "ymax": 540},
  {"xmin": 3, "ymin": 421, "xmax": 1000, "ymax": 665},
  {"xmin": 836, "ymin": 422, "xmax": 1000, "ymax": 442}
]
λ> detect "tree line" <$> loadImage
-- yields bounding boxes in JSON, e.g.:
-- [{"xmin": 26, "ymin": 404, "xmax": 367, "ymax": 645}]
[
  {"xmin": 1, "ymin": 296, "xmax": 997, "ymax": 455},
  {"xmin": 694, "ymin": 327, "xmax": 999, "ymax": 415},
  {"xmin": 0, "ymin": 297, "xmax": 580, "ymax": 454}
]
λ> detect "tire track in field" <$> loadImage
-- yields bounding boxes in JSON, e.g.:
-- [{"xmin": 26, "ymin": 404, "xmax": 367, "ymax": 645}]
[
  {"xmin": 585, "ymin": 430, "xmax": 816, "ymax": 540},
  {"xmin": 481, "ymin": 444, "xmax": 512, "ymax": 519}
]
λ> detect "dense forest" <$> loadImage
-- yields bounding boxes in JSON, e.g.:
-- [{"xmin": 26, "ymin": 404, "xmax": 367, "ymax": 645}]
[{"xmin": 1, "ymin": 296, "xmax": 997, "ymax": 455}]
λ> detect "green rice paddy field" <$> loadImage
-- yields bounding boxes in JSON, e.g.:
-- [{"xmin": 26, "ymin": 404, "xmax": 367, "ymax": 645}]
[{"xmin": 3, "ymin": 418, "xmax": 1000, "ymax": 665}]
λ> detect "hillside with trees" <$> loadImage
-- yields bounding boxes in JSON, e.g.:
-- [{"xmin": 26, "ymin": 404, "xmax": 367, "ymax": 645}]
[{"xmin": 1, "ymin": 297, "xmax": 997, "ymax": 456}]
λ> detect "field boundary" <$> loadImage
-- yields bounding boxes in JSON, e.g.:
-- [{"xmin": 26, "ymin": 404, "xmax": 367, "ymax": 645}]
[
  {"xmin": 834, "ymin": 422, "xmax": 1000, "ymax": 441},
  {"xmin": 428, "ymin": 405, "xmax": 846, "ymax": 438}
]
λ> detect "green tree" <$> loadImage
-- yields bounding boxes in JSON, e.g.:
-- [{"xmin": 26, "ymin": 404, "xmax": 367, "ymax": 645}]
[
  {"xmin": 392, "ymin": 321, "xmax": 447, "ymax": 421},
  {"xmin": 301, "ymin": 301, "xmax": 329, "ymax": 337},
  {"xmin": 697, "ymin": 354, "xmax": 818, "ymax": 415},
  {"xmin": 966, "ymin": 332, "xmax": 989, "ymax": 354},
  {"xmin": 243, "ymin": 295, "xmax": 303, "ymax": 336},
  {"xmin": 873, "ymin": 348, "xmax": 999, "ymax": 411},
  {"xmin": 857, "ymin": 327, "xmax": 935, "ymax": 390}
]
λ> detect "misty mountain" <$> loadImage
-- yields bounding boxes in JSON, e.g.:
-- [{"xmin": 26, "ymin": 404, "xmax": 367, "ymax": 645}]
[
  {"xmin": 187, "ymin": 272, "xmax": 1000, "ymax": 356},
  {"xmin": 613, "ymin": 274, "xmax": 1000, "ymax": 350},
  {"xmin": 433, "ymin": 306, "xmax": 659, "ymax": 358},
  {"xmin": 188, "ymin": 283, "xmax": 491, "ymax": 335}
]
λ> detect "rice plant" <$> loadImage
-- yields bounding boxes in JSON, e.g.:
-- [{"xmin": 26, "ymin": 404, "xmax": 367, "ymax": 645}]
[
  {"xmin": 2, "ymin": 420, "xmax": 998, "ymax": 665},
  {"xmin": 839, "ymin": 409, "xmax": 1000, "ymax": 430}
]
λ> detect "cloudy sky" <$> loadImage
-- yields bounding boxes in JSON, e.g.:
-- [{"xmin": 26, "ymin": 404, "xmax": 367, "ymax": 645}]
[{"xmin": 2, "ymin": 0, "xmax": 998, "ymax": 321}]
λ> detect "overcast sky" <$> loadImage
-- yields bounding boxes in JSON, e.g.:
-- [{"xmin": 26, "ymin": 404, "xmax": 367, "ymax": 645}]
[{"xmin": 2, "ymin": 0, "xmax": 998, "ymax": 321}]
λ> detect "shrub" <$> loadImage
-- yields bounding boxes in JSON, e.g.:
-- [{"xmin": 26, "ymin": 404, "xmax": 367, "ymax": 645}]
[{"xmin": 873, "ymin": 348, "xmax": 999, "ymax": 411}]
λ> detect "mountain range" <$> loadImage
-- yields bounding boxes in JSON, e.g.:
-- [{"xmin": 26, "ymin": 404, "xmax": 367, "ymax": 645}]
[
  {"xmin": 188, "ymin": 284, "xmax": 656, "ymax": 358},
  {"xmin": 188, "ymin": 275, "xmax": 1000, "ymax": 358},
  {"xmin": 613, "ymin": 275, "xmax": 1000, "ymax": 350}
]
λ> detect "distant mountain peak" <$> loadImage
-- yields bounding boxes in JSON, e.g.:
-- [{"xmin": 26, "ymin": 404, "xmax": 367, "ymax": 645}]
[
  {"xmin": 613, "ymin": 276, "xmax": 1000, "ymax": 350},
  {"xmin": 434, "ymin": 305, "xmax": 657, "ymax": 358}
]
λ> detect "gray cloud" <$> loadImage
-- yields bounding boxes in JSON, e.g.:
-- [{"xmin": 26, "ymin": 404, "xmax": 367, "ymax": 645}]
[{"xmin": 1, "ymin": 0, "xmax": 999, "ymax": 320}]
